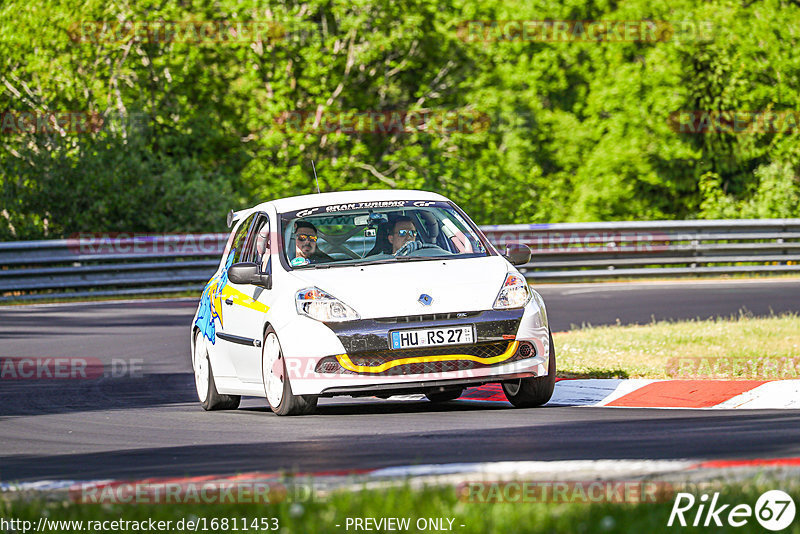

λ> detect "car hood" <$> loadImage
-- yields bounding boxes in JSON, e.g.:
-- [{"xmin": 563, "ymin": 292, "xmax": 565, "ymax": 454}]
[{"xmin": 289, "ymin": 256, "xmax": 511, "ymax": 319}]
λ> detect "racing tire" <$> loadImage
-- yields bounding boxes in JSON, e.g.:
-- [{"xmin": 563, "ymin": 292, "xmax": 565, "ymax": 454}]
[
  {"xmin": 425, "ymin": 388, "xmax": 464, "ymax": 402},
  {"xmin": 502, "ymin": 331, "xmax": 556, "ymax": 408},
  {"xmin": 193, "ymin": 330, "xmax": 241, "ymax": 411},
  {"xmin": 262, "ymin": 327, "xmax": 318, "ymax": 416}
]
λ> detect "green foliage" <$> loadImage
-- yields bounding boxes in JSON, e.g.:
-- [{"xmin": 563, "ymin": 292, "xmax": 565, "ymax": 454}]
[
  {"xmin": 700, "ymin": 162, "xmax": 800, "ymax": 218},
  {"xmin": 2, "ymin": 0, "xmax": 799, "ymax": 239}
]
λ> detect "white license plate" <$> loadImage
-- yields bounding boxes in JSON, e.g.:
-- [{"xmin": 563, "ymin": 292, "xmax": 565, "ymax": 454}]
[{"xmin": 389, "ymin": 325, "xmax": 474, "ymax": 349}]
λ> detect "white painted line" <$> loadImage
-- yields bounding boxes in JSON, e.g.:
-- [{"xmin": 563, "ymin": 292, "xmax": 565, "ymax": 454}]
[
  {"xmin": 1, "ymin": 480, "xmax": 84, "ymax": 492},
  {"xmin": 715, "ymin": 380, "xmax": 800, "ymax": 409},
  {"xmin": 369, "ymin": 459, "xmax": 697, "ymax": 479}
]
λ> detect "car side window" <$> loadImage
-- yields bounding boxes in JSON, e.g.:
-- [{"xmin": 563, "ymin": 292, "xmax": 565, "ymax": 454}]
[
  {"xmin": 231, "ymin": 215, "xmax": 255, "ymax": 264},
  {"xmin": 242, "ymin": 214, "xmax": 271, "ymax": 274}
]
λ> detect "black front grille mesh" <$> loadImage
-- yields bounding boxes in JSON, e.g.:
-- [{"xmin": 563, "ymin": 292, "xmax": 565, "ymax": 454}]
[{"xmin": 315, "ymin": 341, "xmax": 534, "ymax": 376}]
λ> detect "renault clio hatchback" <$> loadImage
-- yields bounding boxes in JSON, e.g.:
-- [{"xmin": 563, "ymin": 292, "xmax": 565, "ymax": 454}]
[{"xmin": 191, "ymin": 190, "xmax": 554, "ymax": 415}]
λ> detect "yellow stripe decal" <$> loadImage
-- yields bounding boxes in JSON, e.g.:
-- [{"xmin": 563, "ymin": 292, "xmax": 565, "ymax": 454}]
[
  {"xmin": 335, "ymin": 341, "xmax": 519, "ymax": 374},
  {"xmin": 219, "ymin": 286, "xmax": 270, "ymax": 313}
]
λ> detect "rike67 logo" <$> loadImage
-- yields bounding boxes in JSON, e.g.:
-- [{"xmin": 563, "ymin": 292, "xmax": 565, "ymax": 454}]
[{"xmin": 668, "ymin": 490, "xmax": 796, "ymax": 531}]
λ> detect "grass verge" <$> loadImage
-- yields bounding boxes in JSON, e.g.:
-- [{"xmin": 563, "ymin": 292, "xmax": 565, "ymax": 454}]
[
  {"xmin": 554, "ymin": 313, "xmax": 800, "ymax": 379},
  {"xmin": 3, "ymin": 482, "xmax": 799, "ymax": 533}
]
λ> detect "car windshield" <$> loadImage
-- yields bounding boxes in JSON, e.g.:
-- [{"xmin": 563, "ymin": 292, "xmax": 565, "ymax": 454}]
[{"xmin": 279, "ymin": 200, "xmax": 492, "ymax": 269}]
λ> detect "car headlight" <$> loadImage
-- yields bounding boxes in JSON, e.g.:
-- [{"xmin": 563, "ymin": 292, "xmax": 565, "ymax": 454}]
[
  {"xmin": 296, "ymin": 287, "xmax": 360, "ymax": 322},
  {"xmin": 493, "ymin": 272, "xmax": 532, "ymax": 309}
]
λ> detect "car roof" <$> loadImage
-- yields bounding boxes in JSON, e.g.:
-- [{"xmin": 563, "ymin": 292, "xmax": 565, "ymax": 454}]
[{"xmin": 253, "ymin": 189, "xmax": 451, "ymax": 214}]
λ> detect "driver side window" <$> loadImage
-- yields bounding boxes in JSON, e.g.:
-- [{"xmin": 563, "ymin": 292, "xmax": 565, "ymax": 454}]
[
  {"xmin": 230, "ymin": 215, "xmax": 255, "ymax": 264},
  {"xmin": 241, "ymin": 214, "xmax": 271, "ymax": 275}
]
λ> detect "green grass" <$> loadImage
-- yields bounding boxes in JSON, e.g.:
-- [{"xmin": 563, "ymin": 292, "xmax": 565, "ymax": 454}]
[
  {"xmin": 555, "ymin": 313, "xmax": 800, "ymax": 379},
  {"xmin": 3, "ymin": 482, "xmax": 799, "ymax": 533}
]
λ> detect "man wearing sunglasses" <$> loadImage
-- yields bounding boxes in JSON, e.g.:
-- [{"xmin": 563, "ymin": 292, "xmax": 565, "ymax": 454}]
[
  {"xmin": 293, "ymin": 221, "xmax": 333, "ymax": 264},
  {"xmin": 387, "ymin": 216, "xmax": 422, "ymax": 255}
]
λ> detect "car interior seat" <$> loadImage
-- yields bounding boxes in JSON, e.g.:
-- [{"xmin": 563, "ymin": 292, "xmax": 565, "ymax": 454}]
[{"xmin": 366, "ymin": 221, "xmax": 393, "ymax": 256}]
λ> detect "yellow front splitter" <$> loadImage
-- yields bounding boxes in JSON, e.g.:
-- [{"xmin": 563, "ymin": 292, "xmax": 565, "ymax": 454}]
[{"xmin": 334, "ymin": 341, "xmax": 520, "ymax": 374}]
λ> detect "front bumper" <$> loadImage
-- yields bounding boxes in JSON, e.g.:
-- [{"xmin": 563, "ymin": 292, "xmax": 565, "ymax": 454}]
[{"xmin": 282, "ymin": 304, "xmax": 550, "ymax": 396}]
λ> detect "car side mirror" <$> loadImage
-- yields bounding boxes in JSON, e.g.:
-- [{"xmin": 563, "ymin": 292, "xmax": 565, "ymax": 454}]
[
  {"xmin": 503, "ymin": 244, "xmax": 531, "ymax": 266},
  {"xmin": 228, "ymin": 262, "xmax": 272, "ymax": 289}
]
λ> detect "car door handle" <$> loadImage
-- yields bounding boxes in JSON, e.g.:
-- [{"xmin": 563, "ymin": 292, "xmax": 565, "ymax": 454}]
[{"xmin": 224, "ymin": 298, "xmax": 233, "ymax": 305}]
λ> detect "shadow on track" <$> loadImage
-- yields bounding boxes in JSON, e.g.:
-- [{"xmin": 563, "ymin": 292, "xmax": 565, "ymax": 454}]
[
  {"xmin": 239, "ymin": 399, "xmax": 513, "ymax": 417},
  {"xmin": 0, "ymin": 373, "xmax": 197, "ymax": 417}
]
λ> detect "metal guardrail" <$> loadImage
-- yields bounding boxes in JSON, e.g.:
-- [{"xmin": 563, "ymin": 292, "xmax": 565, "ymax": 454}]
[
  {"xmin": 1, "ymin": 219, "xmax": 799, "ymax": 301},
  {"xmin": 482, "ymin": 218, "xmax": 800, "ymax": 280},
  {"xmin": 0, "ymin": 234, "xmax": 227, "ymax": 301}
]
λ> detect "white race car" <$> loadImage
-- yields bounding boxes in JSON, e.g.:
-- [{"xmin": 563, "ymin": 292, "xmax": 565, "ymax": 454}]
[{"xmin": 190, "ymin": 190, "xmax": 554, "ymax": 415}]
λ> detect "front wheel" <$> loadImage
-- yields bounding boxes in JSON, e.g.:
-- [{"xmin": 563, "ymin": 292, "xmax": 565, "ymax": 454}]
[
  {"xmin": 502, "ymin": 331, "xmax": 556, "ymax": 408},
  {"xmin": 262, "ymin": 327, "xmax": 318, "ymax": 416},
  {"xmin": 193, "ymin": 330, "xmax": 240, "ymax": 411}
]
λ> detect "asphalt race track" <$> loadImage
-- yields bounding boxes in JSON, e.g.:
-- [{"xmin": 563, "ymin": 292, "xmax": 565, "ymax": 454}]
[{"xmin": 1, "ymin": 279, "xmax": 799, "ymax": 483}]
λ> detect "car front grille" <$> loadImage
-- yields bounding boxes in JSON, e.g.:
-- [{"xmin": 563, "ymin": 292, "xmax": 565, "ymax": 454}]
[
  {"xmin": 371, "ymin": 311, "xmax": 482, "ymax": 324},
  {"xmin": 314, "ymin": 341, "xmax": 533, "ymax": 376}
]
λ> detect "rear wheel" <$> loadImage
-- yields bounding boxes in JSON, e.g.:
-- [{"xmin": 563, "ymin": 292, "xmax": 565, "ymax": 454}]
[
  {"xmin": 502, "ymin": 331, "xmax": 556, "ymax": 408},
  {"xmin": 425, "ymin": 388, "xmax": 464, "ymax": 402},
  {"xmin": 262, "ymin": 327, "xmax": 318, "ymax": 416},
  {"xmin": 193, "ymin": 330, "xmax": 240, "ymax": 411}
]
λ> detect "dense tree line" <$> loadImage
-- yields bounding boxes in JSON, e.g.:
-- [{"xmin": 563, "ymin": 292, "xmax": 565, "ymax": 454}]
[{"xmin": 1, "ymin": 0, "xmax": 798, "ymax": 239}]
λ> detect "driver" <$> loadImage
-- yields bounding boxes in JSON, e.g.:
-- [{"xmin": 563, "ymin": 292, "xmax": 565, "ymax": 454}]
[{"xmin": 387, "ymin": 216, "xmax": 422, "ymax": 255}]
